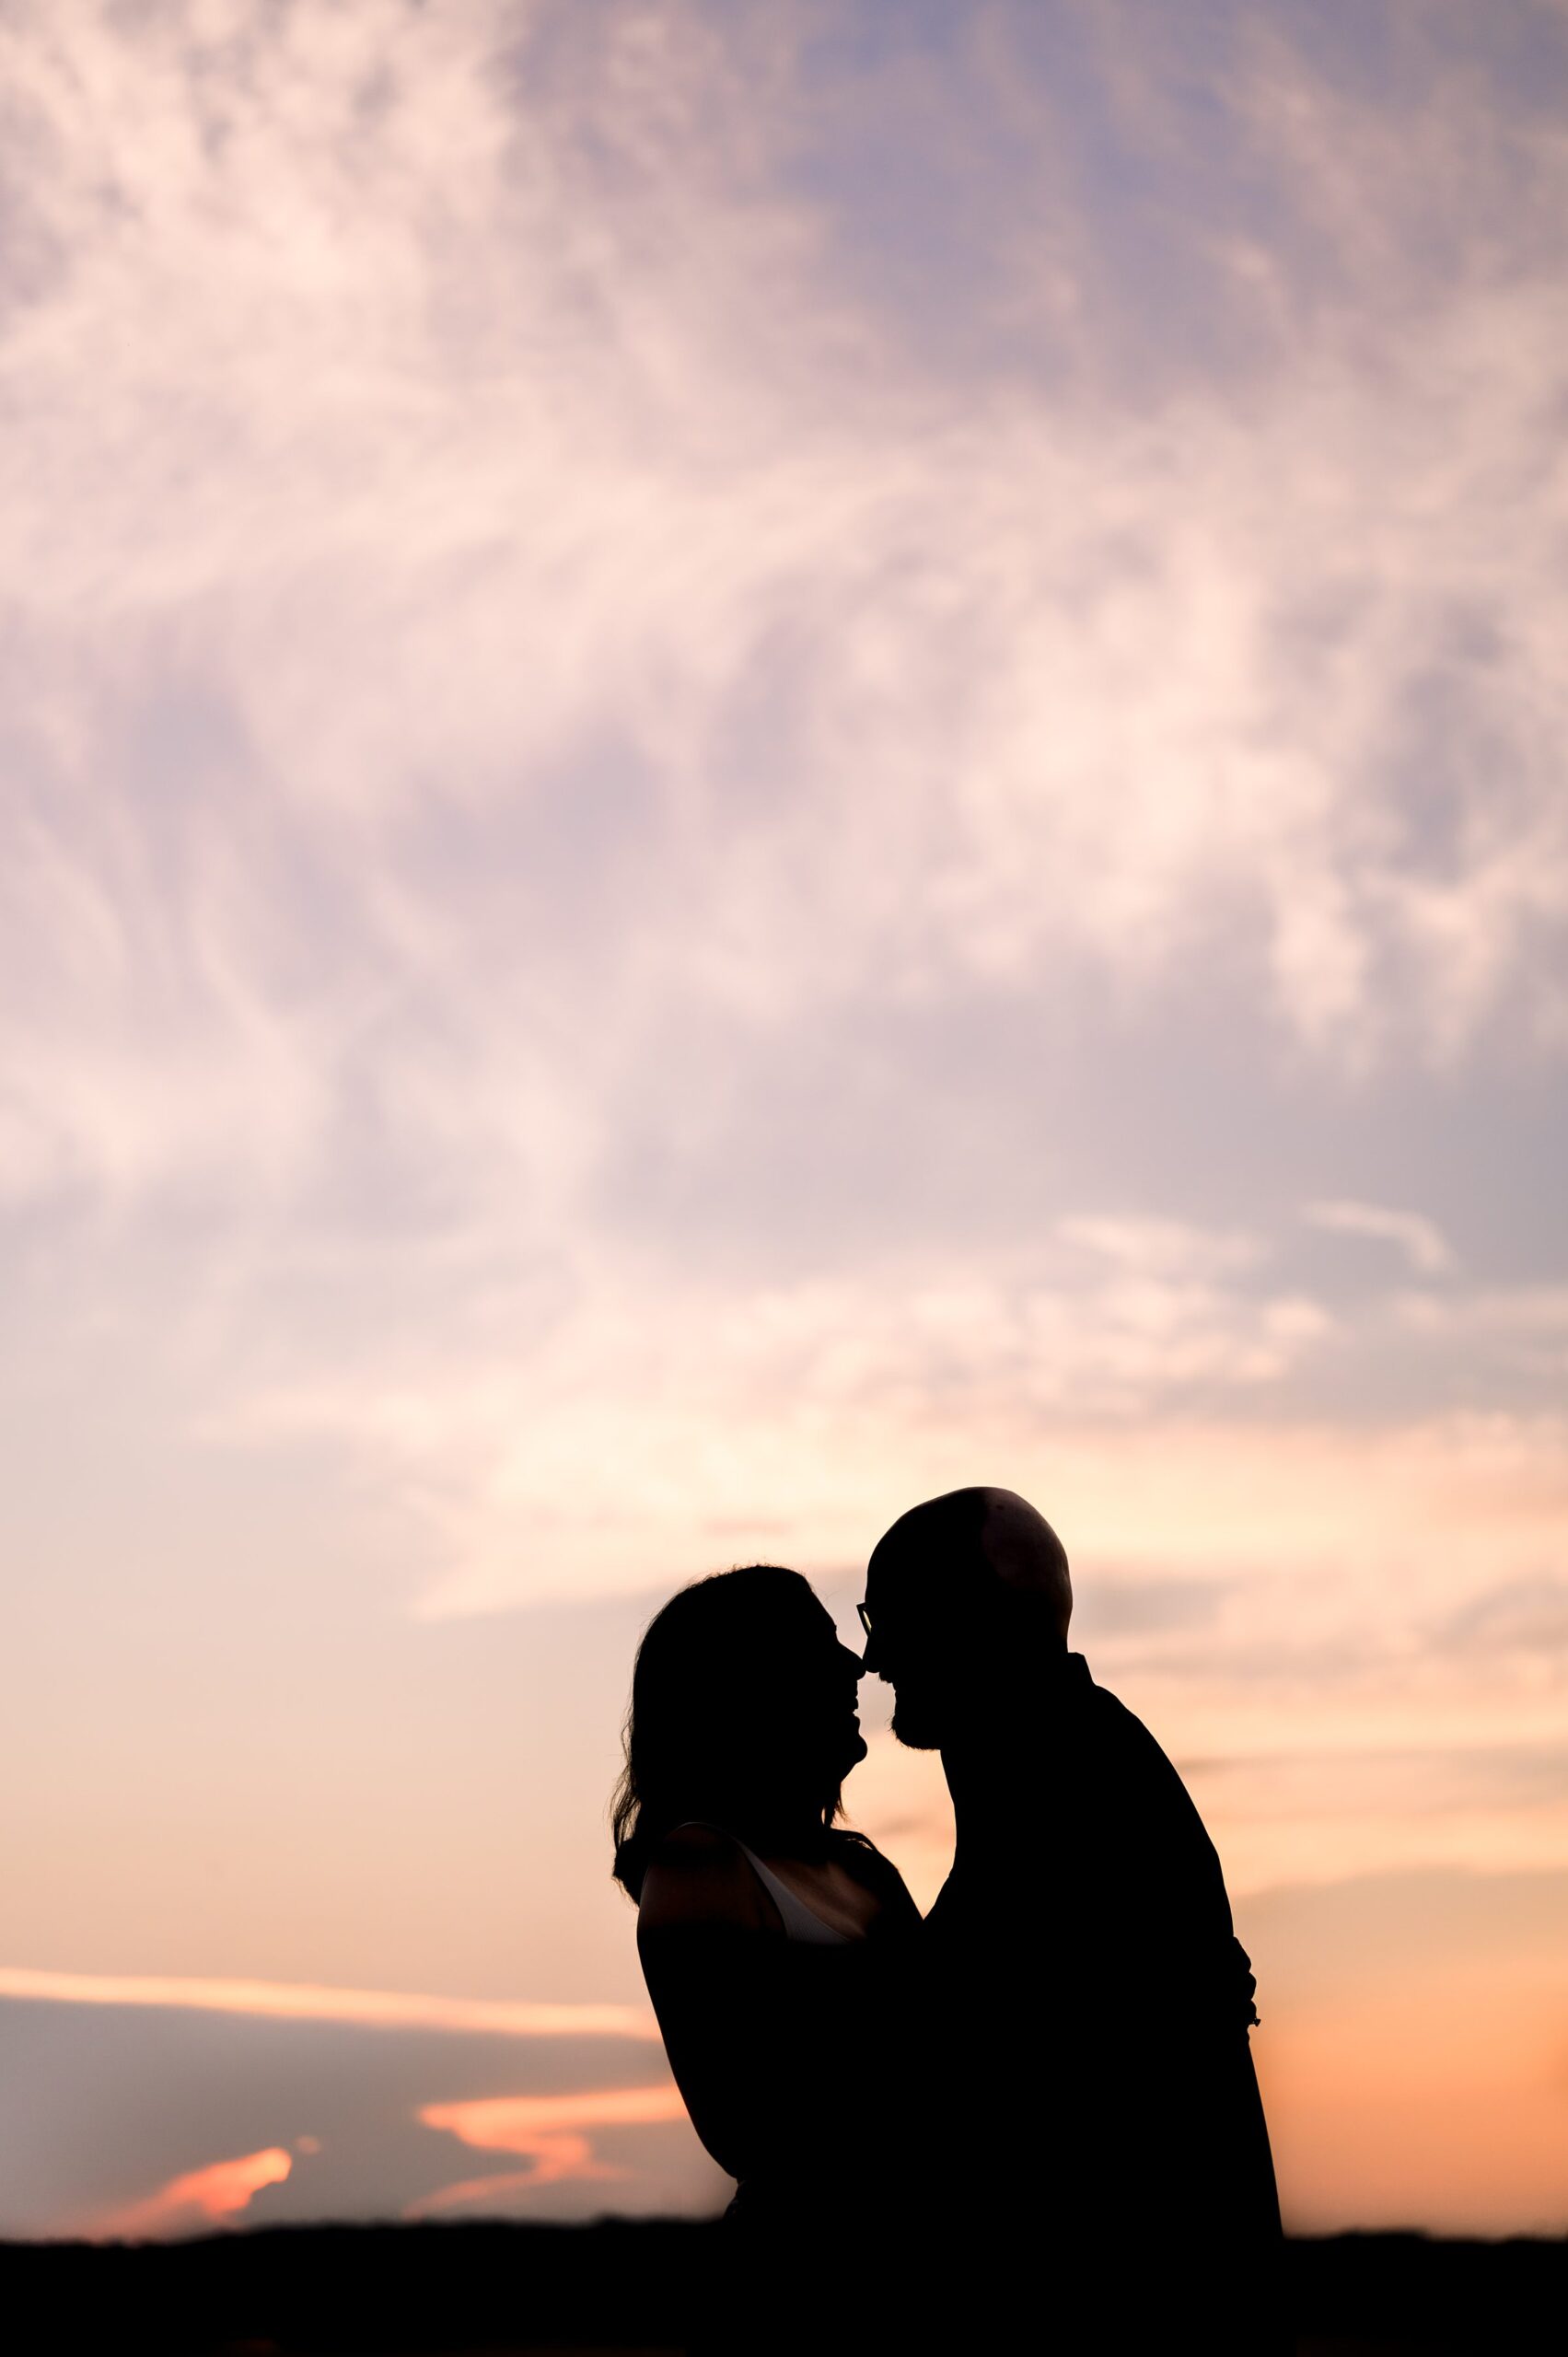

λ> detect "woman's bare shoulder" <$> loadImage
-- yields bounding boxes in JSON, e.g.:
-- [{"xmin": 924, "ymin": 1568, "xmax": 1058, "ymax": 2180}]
[{"xmin": 637, "ymin": 1823, "xmax": 773, "ymax": 1938}]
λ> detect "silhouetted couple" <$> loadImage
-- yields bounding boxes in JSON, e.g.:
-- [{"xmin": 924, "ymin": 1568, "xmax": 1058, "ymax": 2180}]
[{"xmin": 611, "ymin": 1488, "xmax": 1283, "ymax": 2352}]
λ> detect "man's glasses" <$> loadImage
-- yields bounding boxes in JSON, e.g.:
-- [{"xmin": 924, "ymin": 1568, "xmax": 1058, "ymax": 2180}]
[{"xmin": 856, "ymin": 1601, "xmax": 873, "ymax": 1641}]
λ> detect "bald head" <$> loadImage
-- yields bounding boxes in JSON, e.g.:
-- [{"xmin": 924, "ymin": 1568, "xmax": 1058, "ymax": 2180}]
[
  {"xmin": 862, "ymin": 1487, "xmax": 1073, "ymax": 1749},
  {"xmin": 868, "ymin": 1486, "xmax": 1072, "ymax": 1628}
]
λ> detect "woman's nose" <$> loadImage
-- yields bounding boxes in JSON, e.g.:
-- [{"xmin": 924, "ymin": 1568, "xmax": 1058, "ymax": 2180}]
[{"xmin": 839, "ymin": 1641, "xmax": 866, "ymax": 1678}]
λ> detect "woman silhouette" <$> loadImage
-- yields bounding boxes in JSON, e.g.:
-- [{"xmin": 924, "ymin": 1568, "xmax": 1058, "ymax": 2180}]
[{"xmin": 611, "ymin": 1564, "xmax": 919, "ymax": 2270}]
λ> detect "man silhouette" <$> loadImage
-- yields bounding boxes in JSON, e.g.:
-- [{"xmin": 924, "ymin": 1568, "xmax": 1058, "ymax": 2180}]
[{"xmin": 861, "ymin": 1487, "xmax": 1283, "ymax": 2351}]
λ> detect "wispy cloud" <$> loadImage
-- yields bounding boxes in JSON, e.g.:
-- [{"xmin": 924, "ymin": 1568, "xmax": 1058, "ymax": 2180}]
[
  {"xmin": 2, "ymin": 0, "xmax": 1565, "ymax": 1273},
  {"xmin": 2, "ymin": 4, "xmax": 1562, "ymax": 1635},
  {"xmin": 1056, "ymin": 1216, "xmax": 1264, "ymax": 1280},
  {"xmin": 216, "ymin": 1267, "xmax": 1563, "ymax": 1615},
  {"xmin": 413, "ymin": 2085, "xmax": 690, "ymax": 2211},
  {"xmin": 1306, "ymin": 1200, "xmax": 1457, "ymax": 1275},
  {"xmin": 0, "ymin": 1968, "xmax": 656, "ymax": 2041},
  {"xmin": 1439, "ymin": 1574, "xmax": 1568, "ymax": 1658}
]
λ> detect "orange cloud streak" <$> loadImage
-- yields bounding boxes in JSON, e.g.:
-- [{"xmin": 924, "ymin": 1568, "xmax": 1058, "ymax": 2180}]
[
  {"xmin": 408, "ymin": 2148, "xmax": 612, "ymax": 2213},
  {"xmin": 0, "ymin": 1966, "xmax": 656, "ymax": 2041},
  {"xmin": 95, "ymin": 2146, "xmax": 293, "ymax": 2240},
  {"xmin": 422, "ymin": 2086, "xmax": 691, "ymax": 2146},
  {"xmin": 410, "ymin": 2084, "xmax": 690, "ymax": 2214}
]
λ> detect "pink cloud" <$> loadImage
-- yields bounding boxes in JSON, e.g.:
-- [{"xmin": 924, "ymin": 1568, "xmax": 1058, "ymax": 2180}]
[
  {"xmin": 94, "ymin": 2145, "xmax": 293, "ymax": 2239},
  {"xmin": 407, "ymin": 2154, "xmax": 610, "ymax": 2215},
  {"xmin": 411, "ymin": 2085, "xmax": 690, "ymax": 2213}
]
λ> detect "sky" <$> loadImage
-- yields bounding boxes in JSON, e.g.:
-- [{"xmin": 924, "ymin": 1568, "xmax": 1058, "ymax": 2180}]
[{"xmin": 3, "ymin": 0, "xmax": 1567, "ymax": 2245}]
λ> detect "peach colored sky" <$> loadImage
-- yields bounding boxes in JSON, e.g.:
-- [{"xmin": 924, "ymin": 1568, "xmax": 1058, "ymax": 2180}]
[{"xmin": 3, "ymin": 0, "xmax": 1566, "ymax": 2240}]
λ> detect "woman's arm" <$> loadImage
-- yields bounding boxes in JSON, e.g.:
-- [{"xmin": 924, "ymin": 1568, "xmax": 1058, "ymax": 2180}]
[{"xmin": 637, "ymin": 1825, "xmax": 814, "ymax": 2185}]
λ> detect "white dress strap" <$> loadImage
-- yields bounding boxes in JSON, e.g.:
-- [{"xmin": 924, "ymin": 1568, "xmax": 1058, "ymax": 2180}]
[
  {"xmin": 730, "ymin": 1839, "xmax": 854, "ymax": 1946},
  {"xmin": 668, "ymin": 1821, "xmax": 854, "ymax": 1945}
]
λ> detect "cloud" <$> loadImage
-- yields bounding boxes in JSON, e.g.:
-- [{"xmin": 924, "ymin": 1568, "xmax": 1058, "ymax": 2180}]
[
  {"xmin": 215, "ymin": 1260, "xmax": 1565, "ymax": 1616},
  {"xmin": 412, "ymin": 2085, "xmax": 690, "ymax": 2212},
  {"xmin": 1439, "ymin": 1575, "xmax": 1568, "ymax": 1658},
  {"xmin": 0, "ymin": 1968, "xmax": 656, "ymax": 2042},
  {"xmin": 0, "ymin": 4, "xmax": 1562, "ymax": 1637},
  {"xmin": 92, "ymin": 2144, "xmax": 293, "ymax": 2240},
  {"xmin": 406, "ymin": 2165, "xmax": 598, "ymax": 2213},
  {"xmin": 424, "ymin": 2085, "xmax": 691, "ymax": 2150},
  {"xmin": 1305, "ymin": 1200, "xmax": 1457, "ymax": 1275},
  {"xmin": 1074, "ymin": 1573, "xmax": 1235, "ymax": 1639},
  {"xmin": 201, "ymin": 1219, "xmax": 1348, "ymax": 1611},
  {"xmin": 0, "ymin": 1986, "xmax": 720, "ymax": 2239},
  {"xmin": 0, "ymin": 0, "xmax": 1564, "ymax": 1280},
  {"xmin": 1182, "ymin": 1739, "xmax": 1568, "ymax": 1898},
  {"xmin": 1056, "ymin": 1217, "xmax": 1263, "ymax": 1280},
  {"xmin": 1392, "ymin": 1285, "xmax": 1568, "ymax": 1374}
]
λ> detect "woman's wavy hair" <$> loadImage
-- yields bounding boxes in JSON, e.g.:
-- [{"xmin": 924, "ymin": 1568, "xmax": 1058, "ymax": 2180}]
[{"xmin": 610, "ymin": 1564, "xmax": 851, "ymax": 1899}]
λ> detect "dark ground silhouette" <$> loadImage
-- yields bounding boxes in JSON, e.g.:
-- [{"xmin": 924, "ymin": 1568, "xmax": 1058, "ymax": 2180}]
[{"xmin": 3, "ymin": 2223, "xmax": 1562, "ymax": 2354}]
